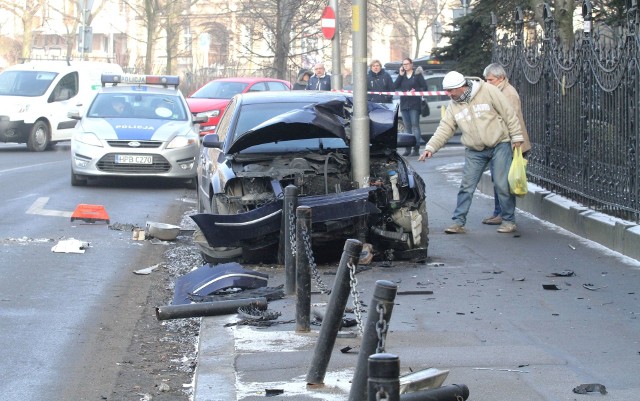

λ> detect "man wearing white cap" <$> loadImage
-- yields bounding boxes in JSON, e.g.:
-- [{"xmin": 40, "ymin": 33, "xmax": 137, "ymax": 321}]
[{"xmin": 418, "ymin": 70, "xmax": 524, "ymax": 234}]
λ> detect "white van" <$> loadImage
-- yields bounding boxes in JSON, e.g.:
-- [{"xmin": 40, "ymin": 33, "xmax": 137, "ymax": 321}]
[{"xmin": 0, "ymin": 60, "xmax": 123, "ymax": 151}]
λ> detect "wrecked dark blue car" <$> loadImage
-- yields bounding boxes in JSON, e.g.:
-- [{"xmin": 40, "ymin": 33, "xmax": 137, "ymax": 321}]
[{"xmin": 192, "ymin": 91, "xmax": 428, "ymax": 264}]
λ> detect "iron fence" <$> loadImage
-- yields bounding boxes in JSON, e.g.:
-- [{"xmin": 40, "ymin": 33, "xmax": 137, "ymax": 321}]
[{"xmin": 492, "ymin": 0, "xmax": 640, "ymax": 222}]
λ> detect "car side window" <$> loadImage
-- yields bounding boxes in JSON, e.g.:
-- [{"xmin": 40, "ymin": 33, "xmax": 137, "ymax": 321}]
[
  {"xmin": 248, "ymin": 82, "xmax": 268, "ymax": 92},
  {"xmin": 424, "ymin": 77, "xmax": 445, "ymax": 102},
  {"xmin": 50, "ymin": 72, "xmax": 79, "ymax": 102},
  {"xmin": 216, "ymin": 98, "xmax": 236, "ymax": 142},
  {"xmin": 267, "ymin": 82, "xmax": 289, "ymax": 91}
]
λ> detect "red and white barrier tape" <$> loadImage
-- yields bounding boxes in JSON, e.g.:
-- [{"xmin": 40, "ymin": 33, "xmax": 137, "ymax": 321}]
[{"xmin": 332, "ymin": 89, "xmax": 448, "ymax": 96}]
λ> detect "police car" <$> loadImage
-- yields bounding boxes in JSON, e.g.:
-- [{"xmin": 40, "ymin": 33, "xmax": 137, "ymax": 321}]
[{"xmin": 69, "ymin": 74, "xmax": 206, "ymax": 187}]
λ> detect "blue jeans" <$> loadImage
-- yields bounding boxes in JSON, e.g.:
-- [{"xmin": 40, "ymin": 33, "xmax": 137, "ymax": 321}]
[
  {"xmin": 452, "ymin": 142, "xmax": 515, "ymax": 226},
  {"xmin": 401, "ymin": 108, "xmax": 421, "ymax": 149}
]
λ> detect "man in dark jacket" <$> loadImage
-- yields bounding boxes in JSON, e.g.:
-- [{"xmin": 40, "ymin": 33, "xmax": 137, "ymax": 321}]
[
  {"xmin": 306, "ymin": 63, "xmax": 331, "ymax": 91},
  {"xmin": 367, "ymin": 59, "xmax": 393, "ymax": 104}
]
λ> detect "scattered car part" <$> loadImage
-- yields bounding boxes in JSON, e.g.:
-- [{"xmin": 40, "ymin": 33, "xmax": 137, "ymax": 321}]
[
  {"xmin": 573, "ymin": 383, "xmax": 607, "ymax": 395},
  {"xmin": 399, "ymin": 383, "xmax": 469, "ymax": 401},
  {"xmin": 172, "ymin": 262, "xmax": 268, "ymax": 305},
  {"xmin": 146, "ymin": 221, "xmax": 181, "ymax": 241},
  {"xmin": 399, "ymin": 367, "xmax": 450, "ymax": 394}
]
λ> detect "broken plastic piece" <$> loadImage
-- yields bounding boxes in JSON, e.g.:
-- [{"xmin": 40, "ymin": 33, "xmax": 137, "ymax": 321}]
[
  {"xmin": 51, "ymin": 238, "xmax": 90, "ymax": 254},
  {"xmin": 70, "ymin": 204, "xmax": 110, "ymax": 224},
  {"xmin": 542, "ymin": 284, "xmax": 560, "ymax": 290},
  {"xmin": 573, "ymin": 383, "xmax": 607, "ymax": 394},
  {"xmin": 551, "ymin": 270, "xmax": 575, "ymax": 277},
  {"xmin": 582, "ymin": 283, "xmax": 603, "ymax": 291}
]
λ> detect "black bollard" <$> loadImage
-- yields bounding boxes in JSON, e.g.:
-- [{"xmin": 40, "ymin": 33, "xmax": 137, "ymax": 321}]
[
  {"xmin": 368, "ymin": 353, "xmax": 400, "ymax": 401},
  {"xmin": 155, "ymin": 297, "xmax": 268, "ymax": 320},
  {"xmin": 283, "ymin": 185, "xmax": 299, "ymax": 295},
  {"xmin": 348, "ymin": 280, "xmax": 397, "ymax": 401},
  {"xmin": 295, "ymin": 206, "xmax": 312, "ymax": 333},
  {"xmin": 306, "ymin": 239, "xmax": 363, "ymax": 385},
  {"xmin": 399, "ymin": 384, "xmax": 470, "ymax": 401}
]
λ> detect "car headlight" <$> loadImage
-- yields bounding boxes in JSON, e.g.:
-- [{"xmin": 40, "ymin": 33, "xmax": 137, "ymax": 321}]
[
  {"xmin": 199, "ymin": 110, "xmax": 220, "ymax": 118},
  {"xmin": 167, "ymin": 135, "xmax": 198, "ymax": 149},
  {"xmin": 74, "ymin": 132, "xmax": 103, "ymax": 147}
]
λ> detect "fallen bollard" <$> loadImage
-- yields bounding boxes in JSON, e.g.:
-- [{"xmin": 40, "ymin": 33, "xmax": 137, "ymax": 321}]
[
  {"xmin": 348, "ymin": 280, "xmax": 398, "ymax": 401},
  {"xmin": 155, "ymin": 297, "xmax": 268, "ymax": 320},
  {"xmin": 399, "ymin": 384, "xmax": 470, "ymax": 401},
  {"xmin": 307, "ymin": 239, "xmax": 363, "ymax": 385},
  {"xmin": 368, "ymin": 353, "xmax": 400, "ymax": 401}
]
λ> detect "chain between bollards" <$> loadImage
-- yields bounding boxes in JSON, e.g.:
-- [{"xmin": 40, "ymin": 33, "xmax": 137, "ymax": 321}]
[
  {"xmin": 295, "ymin": 205, "xmax": 312, "ymax": 333},
  {"xmin": 283, "ymin": 185, "xmax": 298, "ymax": 295},
  {"xmin": 348, "ymin": 280, "xmax": 397, "ymax": 401}
]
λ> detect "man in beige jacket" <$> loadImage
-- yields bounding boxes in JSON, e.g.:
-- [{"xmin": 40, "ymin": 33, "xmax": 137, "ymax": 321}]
[
  {"xmin": 482, "ymin": 63, "xmax": 531, "ymax": 225},
  {"xmin": 418, "ymin": 71, "xmax": 524, "ymax": 234}
]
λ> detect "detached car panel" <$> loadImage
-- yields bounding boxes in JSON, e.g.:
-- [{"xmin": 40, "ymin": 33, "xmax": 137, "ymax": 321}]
[{"xmin": 193, "ymin": 91, "xmax": 429, "ymax": 264}]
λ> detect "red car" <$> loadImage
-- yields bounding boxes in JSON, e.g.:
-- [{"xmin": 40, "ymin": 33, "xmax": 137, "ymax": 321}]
[{"xmin": 186, "ymin": 77, "xmax": 291, "ymax": 136}]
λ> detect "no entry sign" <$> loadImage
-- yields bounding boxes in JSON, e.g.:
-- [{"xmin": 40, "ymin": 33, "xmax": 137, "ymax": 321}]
[{"xmin": 321, "ymin": 6, "xmax": 336, "ymax": 40}]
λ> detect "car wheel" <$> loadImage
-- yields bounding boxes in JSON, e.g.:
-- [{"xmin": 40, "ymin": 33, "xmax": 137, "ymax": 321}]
[
  {"xmin": 27, "ymin": 121, "xmax": 50, "ymax": 152},
  {"xmin": 71, "ymin": 172, "xmax": 87, "ymax": 186}
]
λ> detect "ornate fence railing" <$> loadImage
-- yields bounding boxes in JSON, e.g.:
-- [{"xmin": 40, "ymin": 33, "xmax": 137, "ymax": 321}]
[{"xmin": 492, "ymin": 0, "xmax": 640, "ymax": 223}]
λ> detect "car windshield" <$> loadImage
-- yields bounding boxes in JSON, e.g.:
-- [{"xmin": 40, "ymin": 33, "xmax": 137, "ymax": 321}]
[
  {"xmin": 191, "ymin": 81, "xmax": 249, "ymax": 99},
  {"xmin": 0, "ymin": 70, "xmax": 58, "ymax": 96},
  {"xmin": 87, "ymin": 93, "xmax": 188, "ymax": 120},
  {"xmin": 232, "ymin": 102, "xmax": 348, "ymax": 153}
]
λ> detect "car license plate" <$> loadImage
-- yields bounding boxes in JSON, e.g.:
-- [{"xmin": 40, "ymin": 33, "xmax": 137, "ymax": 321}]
[{"xmin": 115, "ymin": 154, "xmax": 153, "ymax": 164}]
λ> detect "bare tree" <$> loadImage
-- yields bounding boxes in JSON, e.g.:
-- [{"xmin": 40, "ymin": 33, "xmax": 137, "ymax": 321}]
[
  {"xmin": 0, "ymin": 0, "xmax": 46, "ymax": 59},
  {"xmin": 233, "ymin": 0, "xmax": 327, "ymax": 79}
]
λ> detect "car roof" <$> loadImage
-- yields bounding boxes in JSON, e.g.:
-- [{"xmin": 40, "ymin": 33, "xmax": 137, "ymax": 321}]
[
  {"xmin": 98, "ymin": 85, "xmax": 182, "ymax": 96},
  {"xmin": 208, "ymin": 77, "xmax": 291, "ymax": 84},
  {"xmin": 235, "ymin": 90, "xmax": 348, "ymax": 105}
]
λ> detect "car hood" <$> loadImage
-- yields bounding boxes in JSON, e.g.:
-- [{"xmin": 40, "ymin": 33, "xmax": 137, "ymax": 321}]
[
  {"xmin": 79, "ymin": 118, "xmax": 191, "ymax": 141},
  {"xmin": 227, "ymin": 99, "xmax": 399, "ymax": 154},
  {"xmin": 186, "ymin": 97, "xmax": 230, "ymax": 113}
]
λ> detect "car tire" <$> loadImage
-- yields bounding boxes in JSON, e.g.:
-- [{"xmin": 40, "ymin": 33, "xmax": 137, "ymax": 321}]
[
  {"xmin": 27, "ymin": 121, "xmax": 50, "ymax": 152},
  {"xmin": 71, "ymin": 172, "xmax": 87, "ymax": 186}
]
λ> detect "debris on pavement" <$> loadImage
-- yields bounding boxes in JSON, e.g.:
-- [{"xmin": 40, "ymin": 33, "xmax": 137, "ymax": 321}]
[
  {"xmin": 542, "ymin": 284, "xmax": 561, "ymax": 290},
  {"xmin": 51, "ymin": 238, "xmax": 90, "ymax": 253},
  {"xmin": 573, "ymin": 383, "xmax": 607, "ymax": 395},
  {"xmin": 265, "ymin": 388, "xmax": 284, "ymax": 396},
  {"xmin": 583, "ymin": 283, "xmax": 606, "ymax": 291},
  {"xmin": 133, "ymin": 264, "xmax": 161, "ymax": 275},
  {"xmin": 549, "ymin": 270, "xmax": 575, "ymax": 277}
]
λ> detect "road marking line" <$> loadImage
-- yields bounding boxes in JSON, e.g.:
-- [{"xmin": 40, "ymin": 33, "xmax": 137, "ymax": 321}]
[{"xmin": 26, "ymin": 197, "xmax": 73, "ymax": 218}]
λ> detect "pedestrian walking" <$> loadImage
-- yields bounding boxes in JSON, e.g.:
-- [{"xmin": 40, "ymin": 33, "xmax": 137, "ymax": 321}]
[
  {"xmin": 306, "ymin": 63, "xmax": 331, "ymax": 91},
  {"xmin": 481, "ymin": 63, "xmax": 532, "ymax": 225},
  {"xmin": 293, "ymin": 69, "xmax": 312, "ymax": 90},
  {"xmin": 418, "ymin": 70, "xmax": 524, "ymax": 234},
  {"xmin": 393, "ymin": 58, "xmax": 427, "ymax": 156},
  {"xmin": 367, "ymin": 59, "xmax": 393, "ymax": 104}
]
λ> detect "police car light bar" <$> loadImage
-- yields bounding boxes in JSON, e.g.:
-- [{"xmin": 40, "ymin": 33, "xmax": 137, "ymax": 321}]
[{"xmin": 101, "ymin": 74, "xmax": 180, "ymax": 88}]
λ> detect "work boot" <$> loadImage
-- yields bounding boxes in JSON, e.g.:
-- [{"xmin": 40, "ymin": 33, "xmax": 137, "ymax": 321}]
[
  {"xmin": 482, "ymin": 215, "xmax": 503, "ymax": 225},
  {"xmin": 444, "ymin": 224, "xmax": 466, "ymax": 234},
  {"xmin": 402, "ymin": 148, "xmax": 411, "ymax": 156},
  {"xmin": 497, "ymin": 222, "xmax": 517, "ymax": 233}
]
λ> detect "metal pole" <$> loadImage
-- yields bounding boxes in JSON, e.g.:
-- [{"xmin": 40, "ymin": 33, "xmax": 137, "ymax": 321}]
[
  {"xmin": 306, "ymin": 239, "xmax": 363, "ymax": 385},
  {"xmin": 351, "ymin": 0, "xmax": 370, "ymax": 187},
  {"xmin": 295, "ymin": 206, "xmax": 312, "ymax": 333},
  {"xmin": 283, "ymin": 185, "xmax": 298, "ymax": 295},
  {"xmin": 368, "ymin": 353, "xmax": 400, "ymax": 401},
  {"xmin": 155, "ymin": 297, "xmax": 268, "ymax": 320},
  {"xmin": 348, "ymin": 280, "xmax": 397, "ymax": 401},
  {"xmin": 399, "ymin": 384, "xmax": 470, "ymax": 401},
  {"xmin": 330, "ymin": 0, "xmax": 342, "ymax": 90}
]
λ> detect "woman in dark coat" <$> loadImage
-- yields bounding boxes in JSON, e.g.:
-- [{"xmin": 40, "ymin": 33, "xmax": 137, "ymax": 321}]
[
  {"xmin": 293, "ymin": 69, "xmax": 312, "ymax": 90},
  {"xmin": 367, "ymin": 59, "xmax": 393, "ymax": 104},
  {"xmin": 393, "ymin": 58, "xmax": 427, "ymax": 156}
]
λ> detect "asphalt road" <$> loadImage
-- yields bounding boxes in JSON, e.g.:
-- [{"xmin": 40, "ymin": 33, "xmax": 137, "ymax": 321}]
[{"xmin": 0, "ymin": 142, "xmax": 194, "ymax": 400}]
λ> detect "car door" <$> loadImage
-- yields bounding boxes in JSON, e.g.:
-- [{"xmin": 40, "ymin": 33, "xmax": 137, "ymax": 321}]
[{"xmin": 419, "ymin": 75, "xmax": 449, "ymax": 139}]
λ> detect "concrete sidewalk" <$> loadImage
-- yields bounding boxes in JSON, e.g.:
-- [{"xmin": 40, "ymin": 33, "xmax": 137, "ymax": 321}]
[{"xmin": 193, "ymin": 147, "xmax": 640, "ymax": 401}]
